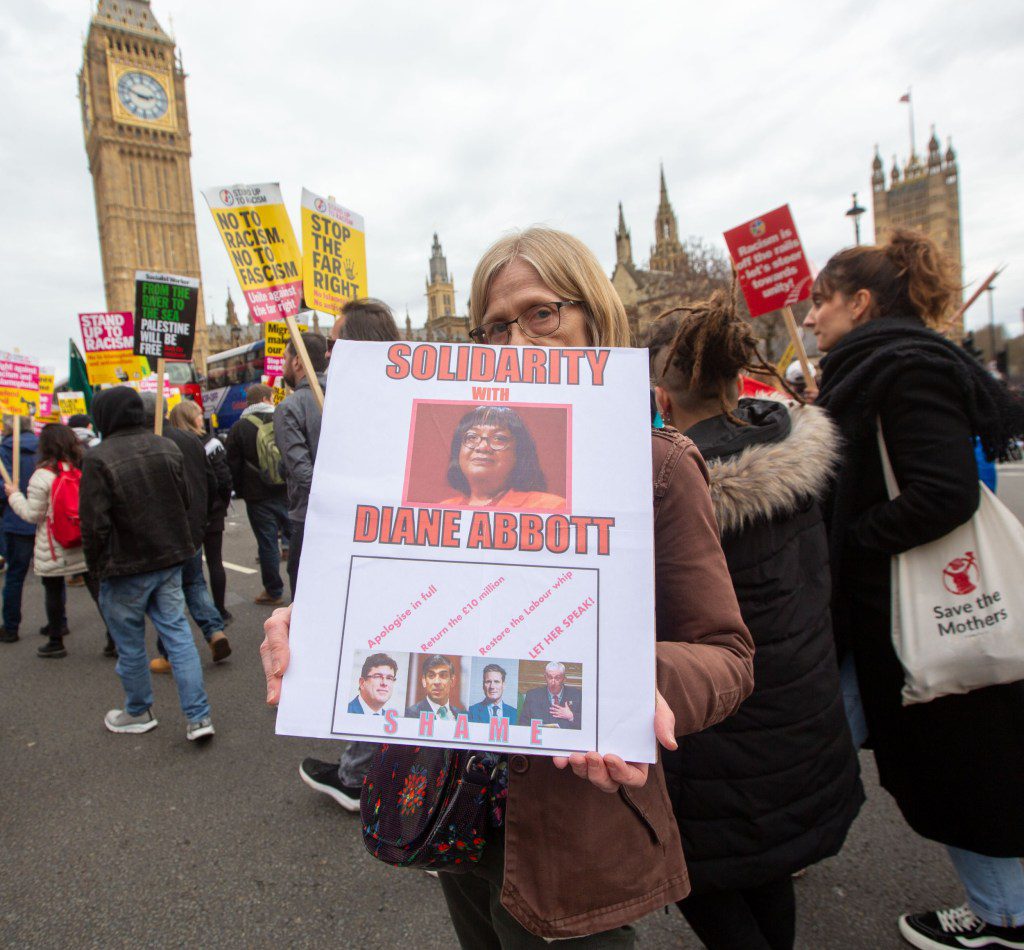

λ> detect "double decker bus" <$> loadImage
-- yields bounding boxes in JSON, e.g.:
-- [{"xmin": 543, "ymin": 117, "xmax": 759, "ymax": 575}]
[{"xmin": 203, "ymin": 340, "xmax": 266, "ymax": 434}]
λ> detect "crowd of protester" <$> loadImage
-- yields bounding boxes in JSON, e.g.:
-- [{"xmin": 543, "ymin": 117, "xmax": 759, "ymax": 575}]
[{"xmin": 3, "ymin": 227, "xmax": 1022, "ymax": 950}]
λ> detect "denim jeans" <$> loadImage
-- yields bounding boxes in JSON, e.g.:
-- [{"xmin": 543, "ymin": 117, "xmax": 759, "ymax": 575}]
[
  {"xmin": 181, "ymin": 548, "xmax": 224, "ymax": 638},
  {"xmin": 2, "ymin": 532, "xmax": 35, "ymax": 633},
  {"xmin": 245, "ymin": 497, "xmax": 291, "ymax": 598},
  {"xmin": 100, "ymin": 566, "xmax": 210, "ymax": 723},
  {"xmin": 840, "ymin": 654, "xmax": 1024, "ymax": 927}
]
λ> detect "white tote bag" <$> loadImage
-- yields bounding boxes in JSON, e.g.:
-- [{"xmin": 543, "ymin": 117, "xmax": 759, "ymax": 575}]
[{"xmin": 879, "ymin": 425, "xmax": 1024, "ymax": 705}]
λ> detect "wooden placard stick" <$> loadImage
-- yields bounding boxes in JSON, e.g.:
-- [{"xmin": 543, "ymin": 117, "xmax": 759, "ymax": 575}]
[
  {"xmin": 12, "ymin": 414, "xmax": 21, "ymax": 487},
  {"xmin": 947, "ymin": 266, "xmax": 1004, "ymax": 333},
  {"xmin": 781, "ymin": 306, "xmax": 817, "ymax": 398},
  {"xmin": 284, "ymin": 313, "xmax": 324, "ymax": 410},
  {"xmin": 154, "ymin": 357, "xmax": 166, "ymax": 436}
]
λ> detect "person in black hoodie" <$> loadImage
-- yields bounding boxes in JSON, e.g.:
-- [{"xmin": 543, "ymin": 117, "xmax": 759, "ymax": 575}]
[
  {"xmin": 139, "ymin": 393, "xmax": 230, "ymax": 669},
  {"xmin": 808, "ymin": 229, "xmax": 1024, "ymax": 950},
  {"xmin": 80, "ymin": 387, "xmax": 214, "ymax": 741},
  {"xmin": 646, "ymin": 291, "xmax": 862, "ymax": 950}
]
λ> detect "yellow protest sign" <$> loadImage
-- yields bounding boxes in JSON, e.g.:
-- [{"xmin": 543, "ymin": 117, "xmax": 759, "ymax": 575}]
[
  {"xmin": 0, "ymin": 351, "xmax": 39, "ymax": 418},
  {"xmin": 203, "ymin": 183, "xmax": 303, "ymax": 323},
  {"xmin": 57, "ymin": 391, "xmax": 88, "ymax": 422},
  {"xmin": 272, "ymin": 386, "xmax": 288, "ymax": 406},
  {"xmin": 38, "ymin": 369, "xmax": 60, "ymax": 423},
  {"xmin": 301, "ymin": 188, "xmax": 367, "ymax": 315},
  {"xmin": 263, "ymin": 319, "xmax": 308, "ymax": 380}
]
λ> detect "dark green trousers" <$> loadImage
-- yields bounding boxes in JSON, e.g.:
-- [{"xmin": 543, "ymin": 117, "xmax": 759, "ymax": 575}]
[{"xmin": 438, "ymin": 834, "xmax": 635, "ymax": 948}]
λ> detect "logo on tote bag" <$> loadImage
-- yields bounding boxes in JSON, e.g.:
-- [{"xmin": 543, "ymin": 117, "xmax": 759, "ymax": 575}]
[{"xmin": 942, "ymin": 552, "xmax": 978, "ymax": 596}]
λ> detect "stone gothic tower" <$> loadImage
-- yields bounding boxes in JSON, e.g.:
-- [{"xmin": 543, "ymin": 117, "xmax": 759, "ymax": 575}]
[
  {"xmin": 871, "ymin": 127, "xmax": 963, "ymax": 335},
  {"xmin": 423, "ymin": 234, "xmax": 469, "ymax": 341},
  {"xmin": 615, "ymin": 203, "xmax": 634, "ymax": 267},
  {"xmin": 649, "ymin": 165, "xmax": 686, "ymax": 273},
  {"xmin": 426, "ymin": 233, "xmax": 455, "ymax": 322},
  {"xmin": 79, "ymin": 0, "xmax": 208, "ymax": 370}
]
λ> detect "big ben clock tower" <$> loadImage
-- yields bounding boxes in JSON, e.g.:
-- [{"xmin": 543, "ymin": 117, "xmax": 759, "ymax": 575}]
[{"xmin": 78, "ymin": 0, "xmax": 209, "ymax": 371}]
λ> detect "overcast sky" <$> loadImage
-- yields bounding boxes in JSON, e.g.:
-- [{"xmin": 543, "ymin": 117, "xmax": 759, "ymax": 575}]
[{"xmin": 2, "ymin": 0, "xmax": 1022, "ymax": 372}]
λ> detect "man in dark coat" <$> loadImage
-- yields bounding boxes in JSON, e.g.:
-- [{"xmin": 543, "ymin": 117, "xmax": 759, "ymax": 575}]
[
  {"xmin": 519, "ymin": 662, "xmax": 582, "ymax": 730},
  {"xmin": 226, "ymin": 383, "xmax": 290, "ymax": 605},
  {"xmin": 81, "ymin": 387, "xmax": 214, "ymax": 741},
  {"xmin": 140, "ymin": 393, "xmax": 229, "ymax": 666},
  {"xmin": 273, "ymin": 332, "xmax": 327, "ymax": 598}
]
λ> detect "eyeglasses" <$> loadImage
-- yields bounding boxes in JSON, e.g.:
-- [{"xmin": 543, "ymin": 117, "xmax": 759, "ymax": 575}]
[
  {"xmin": 462, "ymin": 430, "xmax": 512, "ymax": 451},
  {"xmin": 468, "ymin": 301, "xmax": 578, "ymax": 345},
  {"xmin": 364, "ymin": 673, "xmax": 396, "ymax": 684}
]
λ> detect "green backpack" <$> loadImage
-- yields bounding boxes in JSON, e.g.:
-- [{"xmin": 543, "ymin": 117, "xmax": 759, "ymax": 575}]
[{"xmin": 245, "ymin": 415, "xmax": 285, "ymax": 486}]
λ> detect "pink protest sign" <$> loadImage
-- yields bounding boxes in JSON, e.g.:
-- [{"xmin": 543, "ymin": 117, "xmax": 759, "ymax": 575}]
[{"xmin": 79, "ymin": 312, "xmax": 149, "ymax": 384}]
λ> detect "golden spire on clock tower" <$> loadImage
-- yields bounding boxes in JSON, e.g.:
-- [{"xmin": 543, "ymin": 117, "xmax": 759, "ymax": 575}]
[{"xmin": 78, "ymin": 0, "xmax": 209, "ymax": 371}]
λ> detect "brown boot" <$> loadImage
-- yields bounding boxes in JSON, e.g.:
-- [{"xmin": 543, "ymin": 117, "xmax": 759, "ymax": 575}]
[
  {"xmin": 209, "ymin": 631, "xmax": 232, "ymax": 663},
  {"xmin": 254, "ymin": 590, "xmax": 284, "ymax": 606}
]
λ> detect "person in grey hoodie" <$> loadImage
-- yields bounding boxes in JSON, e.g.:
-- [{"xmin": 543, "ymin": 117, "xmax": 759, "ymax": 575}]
[{"xmin": 273, "ymin": 331, "xmax": 327, "ymax": 599}]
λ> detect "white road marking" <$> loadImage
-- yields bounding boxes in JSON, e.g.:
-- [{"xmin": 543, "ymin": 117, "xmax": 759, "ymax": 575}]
[{"xmin": 203, "ymin": 556, "xmax": 258, "ymax": 575}]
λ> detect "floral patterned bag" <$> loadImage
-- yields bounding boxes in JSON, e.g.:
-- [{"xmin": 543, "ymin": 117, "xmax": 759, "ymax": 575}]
[{"xmin": 360, "ymin": 744, "xmax": 501, "ymax": 872}]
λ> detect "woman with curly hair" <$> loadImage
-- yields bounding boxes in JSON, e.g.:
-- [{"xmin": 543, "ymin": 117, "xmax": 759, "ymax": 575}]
[{"xmin": 807, "ymin": 229, "xmax": 1024, "ymax": 950}]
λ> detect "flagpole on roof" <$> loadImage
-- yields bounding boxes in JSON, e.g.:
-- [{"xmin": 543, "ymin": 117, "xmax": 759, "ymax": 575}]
[{"xmin": 901, "ymin": 87, "xmax": 916, "ymax": 159}]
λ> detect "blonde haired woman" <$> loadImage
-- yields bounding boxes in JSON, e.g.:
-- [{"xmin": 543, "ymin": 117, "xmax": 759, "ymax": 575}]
[{"xmin": 262, "ymin": 227, "xmax": 754, "ymax": 947}]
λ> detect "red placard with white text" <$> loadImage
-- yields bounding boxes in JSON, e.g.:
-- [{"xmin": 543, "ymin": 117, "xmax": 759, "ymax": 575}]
[{"xmin": 723, "ymin": 205, "xmax": 813, "ymax": 318}]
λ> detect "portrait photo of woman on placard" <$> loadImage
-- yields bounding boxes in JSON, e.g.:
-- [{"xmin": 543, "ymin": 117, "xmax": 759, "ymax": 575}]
[{"xmin": 403, "ymin": 402, "xmax": 570, "ymax": 512}]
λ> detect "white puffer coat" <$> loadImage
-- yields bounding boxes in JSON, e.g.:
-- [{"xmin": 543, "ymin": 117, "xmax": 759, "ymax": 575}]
[{"xmin": 8, "ymin": 465, "xmax": 86, "ymax": 577}]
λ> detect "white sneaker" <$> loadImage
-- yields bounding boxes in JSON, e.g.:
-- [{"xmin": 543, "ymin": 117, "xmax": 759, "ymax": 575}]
[
  {"xmin": 187, "ymin": 717, "xmax": 215, "ymax": 741},
  {"xmin": 104, "ymin": 708, "xmax": 158, "ymax": 734}
]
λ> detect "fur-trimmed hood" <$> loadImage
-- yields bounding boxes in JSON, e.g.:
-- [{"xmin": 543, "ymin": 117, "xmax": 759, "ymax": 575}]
[{"xmin": 687, "ymin": 396, "xmax": 841, "ymax": 535}]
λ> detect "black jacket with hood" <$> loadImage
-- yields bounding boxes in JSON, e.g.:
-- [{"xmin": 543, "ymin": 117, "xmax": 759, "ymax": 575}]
[
  {"xmin": 80, "ymin": 387, "xmax": 195, "ymax": 580},
  {"xmin": 662, "ymin": 397, "xmax": 863, "ymax": 892}
]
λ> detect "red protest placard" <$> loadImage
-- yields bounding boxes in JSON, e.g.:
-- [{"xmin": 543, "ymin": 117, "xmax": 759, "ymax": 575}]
[{"xmin": 723, "ymin": 205, "xmax": 814, "ymax": 318}]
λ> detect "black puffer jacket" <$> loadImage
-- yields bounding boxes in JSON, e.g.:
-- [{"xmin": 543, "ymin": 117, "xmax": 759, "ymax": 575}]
[
  {"xmin": 81, "ymin": 387, "xmax": 194, "ymax": 580},
  {"xmin": 663, "ymin": 397, "xmax": 863, "ymax": 891}
]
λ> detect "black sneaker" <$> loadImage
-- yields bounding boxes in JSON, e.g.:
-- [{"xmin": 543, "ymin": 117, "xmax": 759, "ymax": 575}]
[
  {"xmin": 37, "ymin": 640, "xmax": 68, "ymax": 659},
  {"xmin": 103, "ymin": 638, "xmax": 118, "ymax": 658},
  {"xmin": 39, "ymin": 624, "xmax": 70, "ymax": 638},
  {"xmin": 0, "ymin": 629, "xmax": 19, "ymax": 643},
  {"xmin": 298, "ymin": 757, "xmax": 361, "ymax": 812},
  {"xmin": 899, "ymin": 904, "xmax": 1024, "ymax": 949}
]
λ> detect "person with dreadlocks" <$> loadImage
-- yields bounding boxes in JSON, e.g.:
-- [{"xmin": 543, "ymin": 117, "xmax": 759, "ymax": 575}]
[
  {"xmin": 645, "ymin": 289, "xmax": 863, "ymax": 950},
  {"xmin": 806, "ymin": 229, "xmax": 1024, "ymax": 950}
]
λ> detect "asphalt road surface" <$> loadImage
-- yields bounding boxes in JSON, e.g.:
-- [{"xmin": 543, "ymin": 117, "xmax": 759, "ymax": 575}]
[{"xmin": 2, "ymin": 509, "xmax": 967, "ymax": 949}]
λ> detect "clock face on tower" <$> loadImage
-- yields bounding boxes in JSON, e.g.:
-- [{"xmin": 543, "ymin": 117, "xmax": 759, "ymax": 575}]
[{"xmin": 116, "ymin": 70, "xmax": 169, "ymax": 121}]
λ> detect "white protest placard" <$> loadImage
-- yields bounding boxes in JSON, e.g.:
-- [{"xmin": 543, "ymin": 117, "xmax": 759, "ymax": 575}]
[{"xmin": 277, "ymin": 341, "xmax": 657, "ymax": 762}]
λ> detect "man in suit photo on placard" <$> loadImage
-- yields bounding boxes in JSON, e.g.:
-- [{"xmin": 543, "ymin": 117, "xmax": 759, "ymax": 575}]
[
  {"xmin": 405, "ymin": 654, "xmax": 466, "ymax": 720},
  {"xmin": 468, "ymin": 663, "xmax": 518, "ymax": 725},
  {"xmin": 520, "ymin": 661, "xmax": 582, "ymax": 729},
  {"xmin": 348, "ymin": 652, "xmax": 398, "ymax": 715}
]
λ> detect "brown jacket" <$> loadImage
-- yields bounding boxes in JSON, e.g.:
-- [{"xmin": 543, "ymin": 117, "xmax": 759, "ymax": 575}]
[{"xmin": 499, "ymin": 429, "xmax": 754, "ymax": 938}]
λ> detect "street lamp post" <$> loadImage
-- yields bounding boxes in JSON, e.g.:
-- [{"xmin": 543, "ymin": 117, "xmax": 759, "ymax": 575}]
[{"xmin": 845, "ymin": 192, "xmax": 866, "ymax": 245}]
